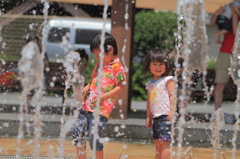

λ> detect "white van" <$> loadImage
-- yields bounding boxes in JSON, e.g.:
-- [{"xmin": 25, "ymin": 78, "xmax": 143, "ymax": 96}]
[{"xmin": 45, "ymin": 17, "xmax": 111, "ymax": 62}]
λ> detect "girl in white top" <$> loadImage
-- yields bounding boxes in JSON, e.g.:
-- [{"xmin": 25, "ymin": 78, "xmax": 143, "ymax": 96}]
[{"xmin": 143, "ymin": 48, "xmax": 176, "ymax": 159}]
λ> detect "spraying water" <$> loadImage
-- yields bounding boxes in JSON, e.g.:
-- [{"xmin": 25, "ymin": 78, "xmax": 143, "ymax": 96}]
[
  {"xmin": 92, "ymin": 0, "xmax": 108, "ymax": 158},
  {"xmin": 17, "ymin": 41, "xmax": 44, "ymax": 158},
  {"xmin": 16, "ymin": 1, "xmax": 48, "ymax": 158},
  {"xmin": 177, "ymin": 0, "xmax": 208, "ymax": 158},
  {"xmin": 230, "ymin": 22, "xmax": 240, "ymax": 159},
  {"xmin": 209, "ymin": 108, "xmax": 225, "ymax": 159},
  {"xmin": 58, "ymin": 51, "xmax": 84, "ymax": 158},
  {"xmin": 171, "ymin": 6, "xmax": 184, "ymax": 158}
]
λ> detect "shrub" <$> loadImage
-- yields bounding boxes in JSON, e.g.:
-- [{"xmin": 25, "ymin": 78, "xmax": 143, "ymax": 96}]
[{"xmin": 134, "ymin": 10, "xmax": 178, "ymax": 60}]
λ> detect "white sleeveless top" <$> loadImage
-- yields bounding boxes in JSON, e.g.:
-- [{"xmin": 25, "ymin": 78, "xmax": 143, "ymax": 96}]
[{"xmin": 146, "ymin": 76, "xmax": 174, "ymax": 118}]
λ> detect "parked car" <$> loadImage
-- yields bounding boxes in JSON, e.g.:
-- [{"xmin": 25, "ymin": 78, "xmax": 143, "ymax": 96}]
[{"xmin": 45, "ymin": 17, "xmax": 111, "ymax": 62}]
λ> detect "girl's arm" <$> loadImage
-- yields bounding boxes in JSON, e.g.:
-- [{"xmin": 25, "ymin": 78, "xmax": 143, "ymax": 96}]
[
  {"xmin": 166, "ymin": 79, "xmax": 176, "ymax": 121},
  {"xmin": 146, "ymin": 91, "xmax": 152, "ymax": 128}
]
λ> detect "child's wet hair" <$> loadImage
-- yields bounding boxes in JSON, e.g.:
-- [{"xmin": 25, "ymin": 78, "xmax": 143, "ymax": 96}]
[
  {"xmin": 90, "ymin": 32, "xmax": 118, "ymax": 55},
  {"xmin": 143, "ymin": 48, "xmax": 172, "ymax": 77}
]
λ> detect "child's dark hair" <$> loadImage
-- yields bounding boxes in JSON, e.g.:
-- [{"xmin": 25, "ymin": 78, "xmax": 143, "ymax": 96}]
[
  {"xmin": 75, "ymin": 48, "xmax": 89, "ymax": 62},
  {"xmin": 90, "ymin": 32, "xmax": 118, "ymax": 56},
  {"xmin": 143, "ymin": 48, "xmax": 172, "ymax": 77},
  {"xmin": 26, "ymin": 34, "xmax": 40, "ymax": 43}
]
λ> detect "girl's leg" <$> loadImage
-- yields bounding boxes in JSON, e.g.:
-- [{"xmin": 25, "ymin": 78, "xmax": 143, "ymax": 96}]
[{"xmin": 154, "ymin": 139, "xmax": 170, "ymax": 159}]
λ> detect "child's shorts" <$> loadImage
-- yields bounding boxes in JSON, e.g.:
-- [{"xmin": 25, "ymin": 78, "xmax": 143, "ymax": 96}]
[
  {"xmin": 72, "ymin": 109, "xmax": 108, "ymax": 151},
  {"xmin": 216, "ymin": 15, "xmax": 231, "ymax": 32},
  {"xmin": 152, "ymin": 115, "xmax": 172, "ymax": 142}
]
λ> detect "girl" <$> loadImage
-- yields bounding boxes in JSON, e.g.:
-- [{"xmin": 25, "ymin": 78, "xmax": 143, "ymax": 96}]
[{"xmin": 143, "ymin": 48, "xmax": 176, "ymax": 159}]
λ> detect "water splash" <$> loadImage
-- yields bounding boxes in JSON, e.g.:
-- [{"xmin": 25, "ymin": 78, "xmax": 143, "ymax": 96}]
[
  {"xmin": 209, "ymin": 108, "xmax": 225, "ymax": 159},
  {"xmin": 229, "ymin": 22, "xmax": 240, "ymax": 159},
  {"xmin": 171, "ymin": 7, "xmax": 184, "ymax": 158},
  {"xmin": 16, "ymin": 1, "xmax": 48, "ymax": 158},
  {"xmin": 177, "ymin": 0, "xmax": 208, "ymax": 158},
  {"xmin": 17, "ymin": 41, "xmax": 44, "ymax": 158},
  {"xmin": 58, "ymin": 51, "xmax": 84, "ymax": 158},
  {"xmin": 92, "ymin": 0, "xmax": 108, "ymax": 158}
]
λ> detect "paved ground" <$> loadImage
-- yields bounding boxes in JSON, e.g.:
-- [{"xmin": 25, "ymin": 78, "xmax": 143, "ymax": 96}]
[
  {"xmin": 1, "ymin": 138, "xmax": 240, "ymax": 159},
  {"xmin": 0, "ymin": 93, "xmax": 239, "ymax": 146},
  {"xmin": 0, "ymin": 92, "xmax": 240, "ymax": 158}
]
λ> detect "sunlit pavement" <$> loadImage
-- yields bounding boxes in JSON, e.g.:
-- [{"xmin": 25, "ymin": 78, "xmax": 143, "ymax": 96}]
[{"xmin": 1, "ymin": 138, "xmax": 240, "ymax": 159}]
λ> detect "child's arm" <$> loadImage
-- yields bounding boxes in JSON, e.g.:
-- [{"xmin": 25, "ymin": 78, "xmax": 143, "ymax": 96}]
[
  {"xmin": 91, "ymin": 81, "xmax": 126, "ymax": 105},
  {"xmin": 100, "ymin": 81, "xmax": 125, "ymax": 101},
  {"xmin": 83, "ymin": 83, "xmax": 89, "ymax": 97},
  {"xmin": 209, "ymin": 6, "xmax": 224, "ymax": 27},
  {"xmin": 166, "ymin": 79, "xmax": 176, "ymax": 121},
  {"xmin": 146, "ymin": 91, "xmax": 152, "ymax": 128}
]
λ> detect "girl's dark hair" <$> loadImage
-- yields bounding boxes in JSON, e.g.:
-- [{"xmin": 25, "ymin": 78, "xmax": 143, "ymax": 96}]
[
  {"xmin": 143, "ymin": 48, "xmax": 172, "ymax": 77},
  {"xmin": 90, "ymin": 32, "xmax": 118, "ymax": 55}
]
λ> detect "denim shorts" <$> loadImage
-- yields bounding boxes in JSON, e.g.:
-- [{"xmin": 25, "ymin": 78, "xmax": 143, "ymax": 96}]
[
  {"xmin": 72, "ymin": 109, "xmax": 108, "ymax": 151},
  {"xmin": 152, "ymin": 115, "xmax": 172, "ymax": 142}
]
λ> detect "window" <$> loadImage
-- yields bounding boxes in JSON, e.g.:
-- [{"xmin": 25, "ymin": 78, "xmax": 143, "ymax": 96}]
[
  {"xmin": 75, "ymin": 29, "xmax": 101, "ymax": 45},
  {"xmin": 48, "ymin": 27, "xmax": 70, "ymax": 43}
]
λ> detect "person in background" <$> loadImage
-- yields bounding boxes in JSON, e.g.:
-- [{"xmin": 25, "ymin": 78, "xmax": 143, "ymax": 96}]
[
  {"xmin": 214, "ymin": 0, "xmax": 240, "ymax": 43},
  {"xmin": 72, "ymin": 33, "xmax": 126, "ymax": 159},
  {"xmin": 143, "ymin": 48, "xmax": 176, "ymax": 159},
  {"xmin": 75, "ymin": 48, "xmax": 88, "ymax": 79},
  {"xmin": 209, "ymin": 3, "xmax": 240, "ymax": 112}
]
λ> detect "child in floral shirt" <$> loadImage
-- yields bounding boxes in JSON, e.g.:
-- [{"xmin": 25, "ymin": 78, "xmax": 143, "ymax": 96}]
[{"xmin": 72, "ymin": 33, "xmax": 126, "ymax": 159}]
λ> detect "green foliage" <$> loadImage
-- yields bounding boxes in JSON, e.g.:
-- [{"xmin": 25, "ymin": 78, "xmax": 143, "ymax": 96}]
[
  {"xmin": 206, "ymin": 58, "xmax": 216, "ymax": 70},
  {"xmin": 85, "ymin": 58, "xmax": 97, "ymax": 85},
  {"xmin": 131, "ymin": 62, "xmax": 151, "ymax": 100},
  {"xmin": 134, "ymin": 10, "xmax": 178, "ymax": 59},
  {"xmin": 131, "ymin": 10, "xmax": 178, "ymax": 100},
  {"xmin": 0, "ymin": 54, "xmax": 19, "ymax": 61}
]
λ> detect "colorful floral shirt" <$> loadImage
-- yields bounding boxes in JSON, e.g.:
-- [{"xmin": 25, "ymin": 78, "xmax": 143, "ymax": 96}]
[{"xmin": 82, "ymin": 58, "xmax": 126, "ymax": 118}]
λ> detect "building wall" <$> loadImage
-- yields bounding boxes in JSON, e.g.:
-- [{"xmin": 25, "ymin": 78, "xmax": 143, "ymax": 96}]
[{"xmin": 45, "ymin": 0, "xmax": 233, "ymax": 13}]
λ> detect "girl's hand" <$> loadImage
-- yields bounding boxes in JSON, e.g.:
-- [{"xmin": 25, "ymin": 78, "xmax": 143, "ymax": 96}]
[
  {"xmin": 146, "ymin": 116, "xmax": 152, "ymax": 128},
  {"xmin": 167, "ymin": 112, "xmax": 172, "ymax": 121}
]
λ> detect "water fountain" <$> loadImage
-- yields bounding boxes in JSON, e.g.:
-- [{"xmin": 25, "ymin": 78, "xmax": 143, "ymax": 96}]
[
  {"xmin": 230, "ymin": 23, "xmax": 240, "ymax": 159},
  {"xmin": 91, "ymin": 1, "xmax": 109, "ymax": 158},
  {"xmin": 17, "ymin": 40, "xmax": 44, "ymax": 158},
  {"xmin": 176, "ymin": 0, "xmax": 208, "ymax": 158}
]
